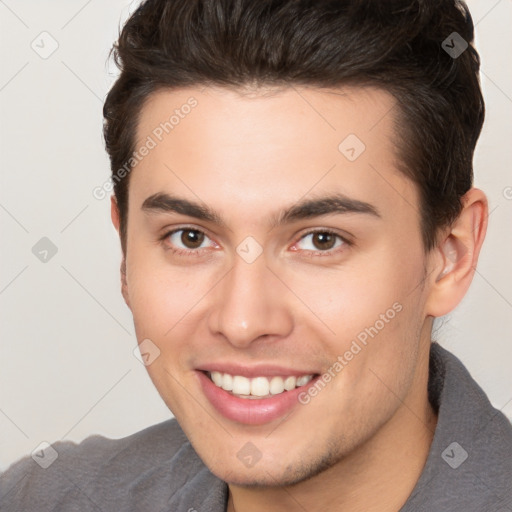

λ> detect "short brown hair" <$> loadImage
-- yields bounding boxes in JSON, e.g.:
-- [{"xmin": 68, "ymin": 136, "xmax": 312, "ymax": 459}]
[{"xmin": 103, "ymin": 0, "xmax": 485, "ymax": 252}]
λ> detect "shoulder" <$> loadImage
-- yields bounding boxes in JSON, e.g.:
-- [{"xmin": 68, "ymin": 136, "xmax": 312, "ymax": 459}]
[
  {"xmin": 404, "ymin": 343, "xmax": 512, "ymax": 510},
  {"xmin": 0, "ymin": 419, "xmax": 212, "ymax": 512}
]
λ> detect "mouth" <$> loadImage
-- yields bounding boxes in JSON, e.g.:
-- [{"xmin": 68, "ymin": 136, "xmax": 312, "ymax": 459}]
[
  {"xmin": 204, "ymin": 370, "xmax": 317, "ymax": 399},
  {"xmin": 196, "ymin": 368, "xmax": 321, "ymax": 425}
]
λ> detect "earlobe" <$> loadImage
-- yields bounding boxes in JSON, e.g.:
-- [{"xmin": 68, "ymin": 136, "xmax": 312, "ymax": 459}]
[{"xmin": 426, "ymin": 188, "xmax": 488, "ymax": 317}]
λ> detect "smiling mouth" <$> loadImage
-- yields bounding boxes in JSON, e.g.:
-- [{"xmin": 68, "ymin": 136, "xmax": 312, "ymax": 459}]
[{"xmin": 204, "ymin": 370, "xmax": 319, "ymax": 399}]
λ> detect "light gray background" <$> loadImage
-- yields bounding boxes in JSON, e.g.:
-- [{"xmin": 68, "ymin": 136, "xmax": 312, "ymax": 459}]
[{"xmin": 0, "ymin": 0, "xmax": 511, "ymax": 471}]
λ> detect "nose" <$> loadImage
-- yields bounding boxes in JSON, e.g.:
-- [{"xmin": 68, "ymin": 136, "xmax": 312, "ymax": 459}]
[{"xmin": 207, "ymin": 255, "xmax": 294, "ymax": 348}]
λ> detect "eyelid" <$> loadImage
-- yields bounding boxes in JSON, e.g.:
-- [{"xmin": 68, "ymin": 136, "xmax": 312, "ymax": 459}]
[
  {"xmin": 159, "ymin": 225, "xmax": 219, "ymax": 253},
  {"xmin": 158, "ymin": 225, "xmax": 353, "ymax": 257},
  {"xmin": 298, "ymin": 227, "xmax": 352, "ymax": 242},
  {"xmin": 290, "ymin": 228, "xmax": 353, "ymax": 254},
  {"xmin": 159, "ymin": 224, "xmax": 213, "ymax": 240}
]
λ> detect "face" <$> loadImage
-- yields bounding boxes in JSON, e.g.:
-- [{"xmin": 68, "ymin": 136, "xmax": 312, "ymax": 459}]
[{"xmin": 120, "ymin": 85, "xmax": 436, "ymax": 486}]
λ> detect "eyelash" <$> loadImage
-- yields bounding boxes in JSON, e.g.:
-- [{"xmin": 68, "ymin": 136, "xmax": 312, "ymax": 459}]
[
  {"xmin": 292, "ymin": 229, "xmax": 352, "ymax": 258},
  {"xmin": 159, "ymin": 226, "xmax": 217, "ymax": 258},
  {"xmin": 159, "ymin": 227, "xmax": 352, "ymax": 258}
]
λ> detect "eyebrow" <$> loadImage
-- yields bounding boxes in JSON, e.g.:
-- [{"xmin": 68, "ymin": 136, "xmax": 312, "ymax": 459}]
[
  {"xmin": 141, "ymin": 192, "xmax": 381, "ymax": 227},
  {"xmin": 142, "ymin": 193, "xmax": 224, "ymax": 224},
  {"xmin": 274, "ymin": 194, "xmax": 381, "ymax": 226}
]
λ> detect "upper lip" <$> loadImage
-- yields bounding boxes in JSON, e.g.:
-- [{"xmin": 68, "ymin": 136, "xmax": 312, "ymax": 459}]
[{"xmin": 197, "ymin": 363, "xmax": 318, "ymax": 378}]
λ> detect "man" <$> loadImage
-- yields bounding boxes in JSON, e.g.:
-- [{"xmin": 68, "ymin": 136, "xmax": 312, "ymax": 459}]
[{"xmin": 1, "ymin": 0, "xmax": 511, "ymax": 511}]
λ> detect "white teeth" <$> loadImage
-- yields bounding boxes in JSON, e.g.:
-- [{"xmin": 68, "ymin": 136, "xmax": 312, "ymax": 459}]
[
  {"xmin": 296, "ymin": 375, "xmax": 313, "ymax": 386},
  {"xmin": 232, "ymin": 375, "xmax": 251, "ymax": 395},
  {"xmin": 211, "ymin": 371, "xmax": 223, "ymax": 387},
  {"xmin": 207, "ymin": 372, "xmax": 314, "ymax": 398},
  {"xmin": 269, "ymin": 376, "xmax": 285, "ymax": 395},
  {"xmin": 222, "ymin": 373, "xmax": 233, "ymax": 391},
  {"xmin": 251, "ymin": 377, "xmax": 270, "ymax": 397},
  {"xmin": 284, "ymin": 376, "xmax": 297, "ymax": 391}
]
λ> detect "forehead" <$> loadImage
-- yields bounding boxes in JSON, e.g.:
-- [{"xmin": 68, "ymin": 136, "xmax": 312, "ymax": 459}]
[
  {"xmin": 130, "ymin": 85, "xmax": 418, "ymax": 225},
  {"xmin": 136, "ymin": 85, "xmax": 397, "ymax": 156}
]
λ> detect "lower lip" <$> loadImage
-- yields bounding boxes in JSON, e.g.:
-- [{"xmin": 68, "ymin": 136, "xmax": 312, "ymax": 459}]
[{"xmin": 196, "ymin": 371, "xmax": 319, "ymax": 425}]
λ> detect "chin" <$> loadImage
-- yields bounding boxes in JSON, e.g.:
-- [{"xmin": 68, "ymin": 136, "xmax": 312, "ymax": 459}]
[{"xmin": 206, "ymin": 447, "xmax": 344, "ymax": 489}]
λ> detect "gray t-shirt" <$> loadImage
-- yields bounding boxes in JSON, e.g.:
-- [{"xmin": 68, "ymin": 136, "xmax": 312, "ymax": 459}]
[{"xmin": 1, "ymin": 342, "xmax": 511, "ymax": 511}]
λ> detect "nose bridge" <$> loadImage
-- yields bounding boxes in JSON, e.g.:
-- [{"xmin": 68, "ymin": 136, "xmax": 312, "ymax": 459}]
[{"xmin": 208, "ymin": 252, "xmax": 293, "ymax": 347}]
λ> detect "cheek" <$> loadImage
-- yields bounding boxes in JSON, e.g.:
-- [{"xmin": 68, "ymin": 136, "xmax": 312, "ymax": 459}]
[
  {"xmin": 125, "ymin": 255, "xmax": 215, "ymax": 408},
  {"xmin": 279, "ymin": 252, "xmax": 413, "ymax": 337},
  {"xmin": 127, "ymin": 262, "xmax": 206, "ymax": 337},
  {"xmin": 281, "ymin": 247, "xmax": 426, "ymax": 388}
]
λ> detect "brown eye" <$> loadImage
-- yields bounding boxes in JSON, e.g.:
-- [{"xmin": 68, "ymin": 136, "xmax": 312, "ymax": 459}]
[
  {"xmin": 180, "ymin": 229, "xmax": 205, "ymax": 249},
  {"xmin": 295, "ymin": 231, "xmax": 345, "ymax": 252},
  {"xmin": 166, "ymin": 228, "xmax": 210, "ymax": 251},
  {"xmin": 312, "ymin": 232, "xmax": 336, "ymax": 250}
]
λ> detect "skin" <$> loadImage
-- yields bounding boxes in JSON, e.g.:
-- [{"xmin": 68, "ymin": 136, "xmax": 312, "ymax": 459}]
[{"xmin": 111, "ymin": 85, "xmax": 487, "ymax": 511}]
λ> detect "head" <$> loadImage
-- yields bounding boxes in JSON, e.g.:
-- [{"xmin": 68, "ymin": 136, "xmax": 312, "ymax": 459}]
[{"xmin": 104, "ymin": 0, "xmax": 487, "ymax": 487}]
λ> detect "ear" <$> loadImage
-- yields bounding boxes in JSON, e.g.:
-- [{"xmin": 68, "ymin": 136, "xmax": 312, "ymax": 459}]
[
  {"xmin": 111, "ymin": 196, "xmax": 131, "ymax": 310},
  {"xmin": 111, "ymin": 194, "xmax": 121, "ymax": 232},
  {"xmin": 425, "ymin": 188, "xmax": 488, "ymax": 317}
]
